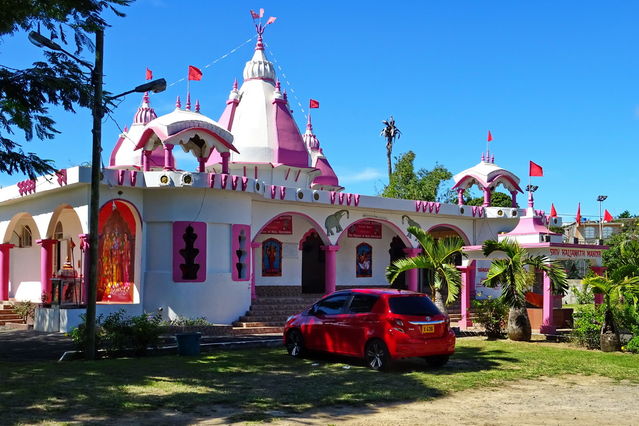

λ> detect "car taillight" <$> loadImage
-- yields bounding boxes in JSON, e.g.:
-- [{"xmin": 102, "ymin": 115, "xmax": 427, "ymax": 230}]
[
  {"xmin": 445, "ymin": 316, "xmax": 451, "ymax": 330},
  {"xmin": 388, "ymin": 318, "xmax": 405, "ymax": 333}
]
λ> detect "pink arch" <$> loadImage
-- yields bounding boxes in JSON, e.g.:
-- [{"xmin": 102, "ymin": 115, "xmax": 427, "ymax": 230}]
[
  {"xmin": 335, "ymin": 218, "xmax": 413, "ymax": 248},
  {"xmin": 252, "ymin": 211, "xmax": 330, "ymax": 245},
  {"xmin": 135, "ymin": 126, "xmax": 238, "ymax": 153},
  {"xmin": 426, "ymin": 223, "xmax": 471, "ymax": 245},
  {"xmin": 99, "ymin": 198, "xmax": 143, "ymax": 230},
  {"xmin": 452, "ymin": 173, "xmax": 488, "ymax": 190},
  {"xmin": 489, "ymin": 174, "xmax": 523, "ymax": 193}
]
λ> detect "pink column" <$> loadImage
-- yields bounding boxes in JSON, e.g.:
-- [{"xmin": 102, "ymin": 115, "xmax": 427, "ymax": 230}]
[
  {"xmin": 457, "ymin": 188, "xmax": 465, "ymax": 206},
  {"xmin": 402, "ymin": 247, "xmax": 422, "ymax": 292},
  {"xmin": 221, "ymin": 152, "xmax": 230, "ymax": 174},
  {"xmin": 143, "ymin": 150, "xmax": 152, "ymax": 171},
  {"xmin": 590, "ymin": 266, "xmax": 606, "ymax": 306},
  {"xmin": 0, "ymin": 244, "xmax": 15, "ymax": 301},
  {"xmin": 510, "ymin": 190, "xmax": 518, "ymax": 207},
  {"xmin": 36, "ymin": 239, "xmax": 56, "ymax": 303},
  {"xmin": 79, "ymin": 234, "xmax": 90, "ymax": 305},
  {"xmin": 198, "ymin": 157, "xmax": 206, "ymax": 173},
  {"xmin": 483, "ymin": 187, "xmax": 491, "ymax": 207},
  {"xmin": 321, "ymin": 245, "xmax": 340, "ymax": 294},
  {"xmin": 163, "ymin": 144, "xmax": 174, "ymax": 170},
  {"xmin": 250, "ymin": 241, "xmax": 261, "ymax": 301},
  {"xmin": 456, "ymin": 264, "xmax": 474, "ymax": 329},
  {"xmin": 539, "ymin": 270, "xmax": 555, "ymax": 335}
]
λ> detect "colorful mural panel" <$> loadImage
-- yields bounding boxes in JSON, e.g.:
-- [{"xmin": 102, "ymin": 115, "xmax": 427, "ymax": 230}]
[
  {"xmin": 262, "ymin": 238, "xmax": 282, "ymax": 277},
  {"xmin": 356, "ymin": 243, "xmax": 372, "ymax": 277},
  {"xmin": 348, "ymin": 221, "xmax": 382, "ymax": 239},
  {"xmin": 97, "ymin": 201, "xmax": 136, "ymax": 303},
  {"xmin": 262, "ymin": 215, "xmax": 293, "ymax": 234}
]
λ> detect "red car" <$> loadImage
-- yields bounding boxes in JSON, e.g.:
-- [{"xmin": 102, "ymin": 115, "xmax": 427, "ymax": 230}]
[{"xmin": 283, "ymin": 289, "xmax": 456, "ymax": 370}]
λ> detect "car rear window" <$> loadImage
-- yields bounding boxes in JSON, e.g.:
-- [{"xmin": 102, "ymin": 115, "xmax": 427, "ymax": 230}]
[
  {"xmin": 348, "ymin": 294, "xmax": 379, "ymax": 313},
  {"xmin": 388, "ymin": 296, "xmax": 441, "ymax": 316}
]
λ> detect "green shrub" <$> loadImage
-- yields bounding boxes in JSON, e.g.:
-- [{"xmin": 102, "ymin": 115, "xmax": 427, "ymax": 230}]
[
  {"xmin": 571, "ymin": 285, "xmax": 594, "ymax": 305},
  {"xmin": 626, "ymin": 336, "xmax": 639, "ymax": 353},
  {"xmin": 472, "ymin": 298, "xmax": 508, "ymax": 338},
  {"xmin": 11, "ymin": 301, "xmax": 35, "ymax": 322},
  {"xmin": 68, "ymin": 313, "xmax": 104, "ymax": 353},
  {"xmin": 160, "ymin": 316, "xmax": 211, "ymax": 327},
  {"xmin": 614, "ymin": 302, "xmax": 639, "ymax": 335},
  {"xmin": 572, "ymin": 304, "xmax": 604, "ymax": 349}
]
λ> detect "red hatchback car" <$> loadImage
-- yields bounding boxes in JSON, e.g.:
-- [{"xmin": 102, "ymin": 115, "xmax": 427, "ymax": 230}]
[{"xmin": 283, "ymin": 289, "xmax": 456, "ymax": 370}]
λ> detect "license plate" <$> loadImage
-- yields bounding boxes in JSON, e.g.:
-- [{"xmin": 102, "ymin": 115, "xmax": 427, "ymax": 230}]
[{"xmin": 421, "ymin": 325, "xmax": 434, "ymax": 333}]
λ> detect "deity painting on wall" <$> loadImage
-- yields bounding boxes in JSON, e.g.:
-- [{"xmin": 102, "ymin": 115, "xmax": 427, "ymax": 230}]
[
  {"xmin": 356, "ymin": 243, "xmax": 372, "ymax": 277},
  {"xmin": 262, "ymin": 238, "xmax": 282, "ymax": 277}
]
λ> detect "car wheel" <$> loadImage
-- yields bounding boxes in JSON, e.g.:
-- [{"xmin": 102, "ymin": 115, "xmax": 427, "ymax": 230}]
[
  {"xmin": 286, "ymin": 329, "xmax": 305, "ymax": 357},
  {"xmin": 423, "ymin": 355, "xmax": 449, "ymax": 368},
  {"xmin": 365, "ymin": 339, "xmax": 390, "ymax": 371}
]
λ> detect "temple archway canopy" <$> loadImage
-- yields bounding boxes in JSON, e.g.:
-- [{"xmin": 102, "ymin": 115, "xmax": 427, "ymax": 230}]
[{"xmin": 452, "ymin": 154, "xmax": 523, "ymax": 207}]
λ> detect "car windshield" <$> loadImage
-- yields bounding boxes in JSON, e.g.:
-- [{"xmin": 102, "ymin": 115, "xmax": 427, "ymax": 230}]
[{"xmin": 388, "ymin": 295, "xmax": 441, "ymax": 316}]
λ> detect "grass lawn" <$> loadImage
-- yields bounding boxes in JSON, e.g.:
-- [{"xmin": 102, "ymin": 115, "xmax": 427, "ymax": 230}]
[{"xmin": 1, "ymin": 337, "xmax": 638, "ymax": 424}]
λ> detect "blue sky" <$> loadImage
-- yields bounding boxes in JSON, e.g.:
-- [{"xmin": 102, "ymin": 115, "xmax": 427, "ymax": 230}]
[{"xmin": 2, "ymin": 1, "xmax": 638, "ymax": 220}]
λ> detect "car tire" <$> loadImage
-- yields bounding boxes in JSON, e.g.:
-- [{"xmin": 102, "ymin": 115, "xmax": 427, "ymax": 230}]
[
  {"xmin": 423, "ymin": 355, "xmax": 449, "ymax": 368},
  {"xmin": 286, "ymin": 329, "xmax": 305, "ymax": 358},
  {"xmin": 365, "ymin": 339, "xmax": 391, "ymax": 371}
]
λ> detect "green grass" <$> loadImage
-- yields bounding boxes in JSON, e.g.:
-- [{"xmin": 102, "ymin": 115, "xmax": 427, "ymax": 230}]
[{"xmin": 1, "ymin": 337, "xmax": 638, "ymax": 424}]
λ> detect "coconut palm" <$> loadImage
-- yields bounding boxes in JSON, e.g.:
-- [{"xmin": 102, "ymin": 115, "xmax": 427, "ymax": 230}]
[
  {"xmin": 380, "ymin": 116, "xmax": 401, "ymax": 181},
  {"xmin": 583, "ymin": 274, "xmax": 639, "ymax": 352},
  {"xmin": 482, "ymin": 239, "xmax": 568, "ymax": 341},
  {"xmin": 386, "ymin": 226, "xmax": 464, "ymax": 315}
]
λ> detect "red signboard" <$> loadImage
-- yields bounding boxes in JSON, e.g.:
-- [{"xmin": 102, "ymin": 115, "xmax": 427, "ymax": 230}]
[
  {"xmin": 348, "ymin": 221, "xmax": 382, "ymax": 239},
  {"xmin": 262, "ymin": 215, "xmax": 293, "ymax": 234}
]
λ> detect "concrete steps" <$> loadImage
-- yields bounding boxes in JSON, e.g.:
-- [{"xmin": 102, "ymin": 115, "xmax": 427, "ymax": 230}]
[
  {"xmin": 0, "ymin": 302, "xmax": 26, "ymax": 327},
  {"xmin": 232, "ymin": 295, "xmax": 318, "ymax": 334}
]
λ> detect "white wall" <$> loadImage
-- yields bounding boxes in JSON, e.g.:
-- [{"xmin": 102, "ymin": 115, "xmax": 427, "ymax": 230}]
[{"xmin": 336, "ymin": 227, "xmax": 397, "ymax": 287}]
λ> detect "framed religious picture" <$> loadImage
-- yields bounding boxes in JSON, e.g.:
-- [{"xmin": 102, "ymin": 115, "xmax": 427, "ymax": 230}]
[
  {"xmin": 356, "ymin": 243, "xmax": 372, "ymax": 278},
  {"xmin": 262, "ymin": 238, "xmax": 282, "ymax": 277}
]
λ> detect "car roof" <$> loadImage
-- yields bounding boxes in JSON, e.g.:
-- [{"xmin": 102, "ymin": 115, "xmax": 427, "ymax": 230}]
[{"xmin": 332, "ymin": 288, "xmax": 423, "ymax": 297}]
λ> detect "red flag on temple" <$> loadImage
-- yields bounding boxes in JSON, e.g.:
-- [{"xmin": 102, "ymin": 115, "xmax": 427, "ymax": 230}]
[
  {"xmin": 265, "ymin": 16, "xmax": 277, "ymax": 25},
  {"xmin": 188, "ymin": 65, "xmax": 203, "ymax": 81},
  {"xmin": 145, "ymin": 68, "xmax": 153, "ymax": 80},
  {"xmin": 250, "ymin": 10, "xmax": 260, "ymax": 19},
  {"xmin": 529, "ymin": 161, "xmax": 543, "ymax": 177},
  {"xmin": 549, "ymin": 203, "xmax": 557, "ymax": 218},
  {"xmin": 309, "ymin": 99, "xmax": 320, "ymax": 109},
  {"xmin": 487, "ymin": 130, "xmax": 493, "ymax": 141},
  {"xmin": 603, "ymin": 209, "xmax": 614, "ymax": 222},
  {"xmin": 576, "ymin": 203, "xmax": 582, "ymax": 224}
]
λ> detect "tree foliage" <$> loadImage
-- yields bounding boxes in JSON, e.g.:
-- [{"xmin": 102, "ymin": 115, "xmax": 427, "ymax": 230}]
[
  {"xmin": 466, "ymin": 191, "xmax": 513, "ymax": 207},
  {"xmin": 380, "ymin": 151, "xmax": 452, "ymax": 202},
  {"xmin": 0, "ymin": 0, "xmax": 131, "ymax": 178},
  {"xmin": 602, "ymin": 219, "xmax": 639, "ymax": 276},
  {"xmin": 380, "ymin": 116, "xmax": 401, "ymax": 181}
]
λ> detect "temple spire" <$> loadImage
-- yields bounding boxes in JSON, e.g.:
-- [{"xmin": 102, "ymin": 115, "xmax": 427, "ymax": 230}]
[{"xmin": 175, "ymin": 96, "xmax": 181, "ymax": 109}]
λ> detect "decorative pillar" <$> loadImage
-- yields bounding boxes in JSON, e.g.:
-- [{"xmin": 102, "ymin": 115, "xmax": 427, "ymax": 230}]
[
  {"xmin": 321, "ymin": 245, "xmax": 340, "ymax": 294},
  {"xmin": 590, "ymin": 266, "xmax": 607, "ymax": 306},
  {"xmin": 143, "ymin": 150, "xmax": 152, "ymax": 171},
  {"xmin": 510, "ymin": 190, "xmax": 518, "ymax": 208},
  {"xmin": 457, "ymin": 188, "xmax": 465, "ymax": 206},
  {"xmin": 540, "ymin": 269, "xmax": 555, "ymax": 335},
  {"xmin": 163, "ymin": 144, "xmax": 174, "ymax": 170},
  {"xmin": 198, "ymin": 157, "xmax": 206, "ymax": 173},
  {"xmin": 0, "ymin": 244, "xmax": 15, "ymax": 301},
  {"xmin": 402, "ymin": 247, "xmax": 422, "ymax": 292},
  {"xmin": 483, "ymin": 187, "xmax": 491, "ymax": 207},
  {"xmin": 36, "ymin": 239, "xmax": 57, "ymax": 303},
  {"xmin": 221, "ymin": 152, "xmax": 230, "ymax": 174},
  {"xmin": 250, "ymin": 241, "xmax": 261, "ymax": 301},
  {"xmin": 456, "ymin": 263, "xmax": 474, "ymax": 329},
  {"xmin": 79, "ymin": 234, "xmax": 90, "ymax": 305}
]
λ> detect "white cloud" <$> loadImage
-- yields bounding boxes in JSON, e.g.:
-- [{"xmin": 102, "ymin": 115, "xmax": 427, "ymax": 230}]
[{"xmin": 338, "ymin": 167, "xmax": 385, "ymax": 184}]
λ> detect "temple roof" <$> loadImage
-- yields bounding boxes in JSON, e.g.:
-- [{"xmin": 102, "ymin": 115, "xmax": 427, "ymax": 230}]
[{"xmin": 453, "ymin": 153, "xmax": 523, "ymax": 193}]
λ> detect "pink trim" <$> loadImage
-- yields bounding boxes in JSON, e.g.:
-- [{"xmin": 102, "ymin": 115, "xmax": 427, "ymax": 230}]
[
  {"xmin": 129, "ymin": 170, "xmax": 137, "ymax": 186},
  {"xmin": 173, "ymin": 221, "xmax": 207, "ymax": 283},
  {"xmin": 457, "ymin": 262, "xmax": 475, "ymax": 329},
  {"xmin": 298, "ymin": 228, "xmax": 320, "ymax": 250},
  {"xmin": 78, "ymin": 234, "xmax": 89, "ymax": 304},
  {"xmin": 591, "ymin": 266, "xmax": 606, "ymax": 306},
  {"xmin": 426, "ymin": 224, "xmax": 471, "ymax": 245},
  {"xmin": 136, "ymin": 126, "xmax": 238, "ymax": 154},
  {"xmin": 338, "ymin": 192, "xmax": 345, "ymax": 204},
  {"xmin": 504, "ymin": 215, "xmax": 556, "ymax": 237},
  {"xmin": 336, "ymin": 218, "xmax": 412, "ymax": 248},
  {"xmin": 271, "ymin": 98, "xmax": 311, "ymax": 168},
  {"xmin": 243, "ymin": 166, "xmax": 247, "ymax": 177},
  {"xmin": 254, "ymin": 166, "xmax": 258, "ymax": 179},
  {"xmin": 241, "ymin": 176, "xmax": 249, "ymax": 191},
  {"xmin": 285, "ymin": 168, "xmax": 291, "ymax": 180},
  {"xmin": 0, "ymin": 244, "xmax": 14, "ymax": 301},
  {"xmin": 354, "ymin": 194, "xmax": 360, "ymax": 206},
  {"xmin": 270, "ymin": 185, "xmax": 277, "ymax": 199},
  {"xmin": 295, "ymin": 170, "xmax": 301, "ymax": 182},
  {"xmin": 117, "ymin": 170, "xmax": 125, "ymax": 186},
  {"xmin": 491, "ymin": 174, "xmax": 523, "ymax": 193},
  {"xmin": 402, "ymin": 248, "xmax": 421, "ymax": 292},
  {"xmin": 209, "ymin": 173, "xmax": 216, "ymax": 188},
  {"xmin": 221, "ymin": 174, "xmax": 229, "ymax": 189},
  {"xmin": 539, "ymin": 270, "xmax": 555, "ymax": 334},
  {"xmin": 321, "ymin": 245, "xmax": 340, "ymax": 294},
  {"xmin": 250, "ymin": 241, "xmax": 261, "ymax": 301},
  {"xmin": 56, "ymin": 169, "xmax": 67, "ymax": 186},
  {"xmin": 253, "ymin": 212, "xmax": 330, "ymax": 246},
  {"xmin": 346, "ymin": 193, "xmax": 352, "ymax": 206},
  {"xmin": 452, "ymin": 173, "xmax": 488, "ymax": 190},
  {"xmin": 231, "ymin": 224, "xmax": 251, "ymax": 281},
  {"xmin": 221, "ymin": 152, "xmax": 230, "ymax": 174},
  {"xmin": 17, "ymin": 179, "xmax": 36, "ymax": 196},
  {"xmin": 279, "ymin": 186, "xmax": 286, "ymax": 200},
  {"xmin": 109, "ymin": 134, "xmax": 126, "ymax": 167},
  {"xmin": 472, "ymin": 206, "xmax": 485, "ymax": 217},
  {"xmin": 231, "ymin": 175, "xmax": 239, "ymax": 190},
  {"xmin": 415, "ymin": 201, "xmax": 442, "ymax": 214},
  {"xmin": 37, "ymin": 239, "xmax": 56, "ymax": 303},
  {"xmin": 98, "ymin": 199, "xmax": 143, "ymax": 230},
  {"xmin": 330, "ymin": 191, "xmax": 336, "ymax": 204}
]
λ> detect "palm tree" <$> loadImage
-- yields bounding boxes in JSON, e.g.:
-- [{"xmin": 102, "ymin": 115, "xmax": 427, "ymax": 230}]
[
  {"xmin": 482, "ymin": 239, "xmax": 568, "ymax": 341},
  {"xmin": 380, "ymin": 116, "xmax": 401, "ymax": 181},
  {"xmin": 583, "ymin": 274, "xmax": 639, "ymax": 352},
  {"xmin": 386, "ymin": 226, "xmax": 463, "ymax": 315}
]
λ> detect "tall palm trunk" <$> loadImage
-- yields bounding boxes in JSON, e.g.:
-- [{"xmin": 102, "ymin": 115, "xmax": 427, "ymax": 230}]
[
  {"xmin": 434, "ymin": 289, "xmax": 448, "ymax": 316},
  {"xmin": 386, "ymin": 143, "xmax": 392, "ymax": 181},
  {"xmin": 600, "ymin": 308, "xmax": 620, "ymax": 352},
  {"xmin": 507, "ymin": 306, "xmax": 531, "ymax": 341}
]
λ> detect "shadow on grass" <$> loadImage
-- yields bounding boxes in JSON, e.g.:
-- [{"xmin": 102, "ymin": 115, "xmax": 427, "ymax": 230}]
[{"xmin": 0, "ymin": 343, "xmax": 515, "ymax": 425}]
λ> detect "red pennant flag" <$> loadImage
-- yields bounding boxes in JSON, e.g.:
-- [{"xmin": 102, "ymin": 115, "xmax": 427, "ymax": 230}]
[
  {"xmin": 266, "ymin": 16, "xmax": 277, "ymax": 25},
  {"xmin": 188, "ymin": 65, "xmax": 202, "ymax": 81},
  {"xmin": 309, "ymin": 99, "xmax": 320, "ymax": 109},
  {"xmin": 550, "ymin": 204, "xmax": 557, "ymax": 218},
  {"xmin": 487, "ymin": 130, "xmax": 493, "ymax": 141},
  {"xmin": 603, "ymin": 209, "xmax": 614, "ymax": 222},
  {"xmin": 250, "ymin": 9, "xmax": 260, "ymax": 19},
  {"xmin": 576, "ymin": 203, "xmax": 582, "ymax": 224},
  {"xmin": 145, "ymin": 68, "xmax": 153, "ymax": 80},
  {"xmin": 529, "ymin": 161, "xmax": 543, "ymax": 177}
]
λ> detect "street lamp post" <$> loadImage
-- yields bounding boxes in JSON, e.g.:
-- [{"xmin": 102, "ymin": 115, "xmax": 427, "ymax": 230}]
[
  {"xmin": 597, "ymin": 195, "xmax": 608, "ymax": 243},
  {"xmin": 28, "ymin": 30, "xmax": 166, "ymax": 359}
]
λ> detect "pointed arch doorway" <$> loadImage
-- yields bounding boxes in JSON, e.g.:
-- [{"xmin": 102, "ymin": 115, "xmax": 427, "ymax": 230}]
[
  {"xmin": 301, "ymin": 230, "xmax": 325, "ymax": 294},
  {"xmin": 389, "ymin": 236, "xmax": 406, "ymax": 289}
]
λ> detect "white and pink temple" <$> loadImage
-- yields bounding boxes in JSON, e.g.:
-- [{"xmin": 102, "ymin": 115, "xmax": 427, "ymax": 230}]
[{"xmin": 0, "ymin": 21, "xmax": 607, "ymax": 334}]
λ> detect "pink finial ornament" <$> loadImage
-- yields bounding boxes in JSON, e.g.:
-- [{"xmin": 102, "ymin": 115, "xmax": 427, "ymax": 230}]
[
  {"xmin": 306, "ymin": 113, "xmax": 313, "ymax": 131},
  {"xmin": 275, "ymin": 79, "xmax": 281, "ymax": 91},
  {"xmin": 175, "ymin": 96, "xmax": 182, "ymax": 109},
  {"xmin": 195, "ymin": 99, "xmax": 201, "ymax": 113},
  {"xmin": 186, "ymin": 92, "xmax": 191, "ymax": 111},
  {"xmin": 233, "ymin": 78, "xmax": 238, "ymax": 90}
]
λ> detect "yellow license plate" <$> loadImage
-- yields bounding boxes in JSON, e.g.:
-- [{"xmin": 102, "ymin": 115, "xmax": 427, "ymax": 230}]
[{"xmin": 421, "ymin": 325, "xmax": 434, "ymax": 333}]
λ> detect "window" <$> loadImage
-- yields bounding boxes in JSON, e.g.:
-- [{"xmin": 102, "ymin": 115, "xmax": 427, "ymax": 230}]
[
  {"xmin": 348, "ymin": 294, "xmax": 379, "ymax": 313},
  {"xmin": 584, "ymin": 227, "xmax": 596, "ymax": 239},
  {"xmin": 603, "ymin": 227, "xmax": 613, "ymax": 239},
  {"xmin": 20, "ymin": 226, "xmax": 32, "ymax": 248},
  {"xmin": 389, "ymin": 296, "xmax": 441, "ymax": 316},
  {"xmin": 313, "ymin": 293, "xmax": 350, "ymax": 316}
]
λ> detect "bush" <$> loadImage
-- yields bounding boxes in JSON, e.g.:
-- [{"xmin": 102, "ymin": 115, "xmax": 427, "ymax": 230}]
[
  {"xmin": 626, "ymin": 336, "xmax": 639, "ymax": 353},
  {"xmin": 571, "ymin": 285, "xmax": 594, "ymax": 305},
  {"xmin": 572, "ymin": 304, "xmax": 604, "ymax": 349},
  {"xmin": 68, "ymin": 313, "xmax": 104, "ymax": 353},
  {"xmin": 11, "ymin": 301, "xmax": 35, "ymax": 322},
  {"xmin": 160, "ymin": 316, "xmax": 211, "ymax": 327},
  {"xmin": 472, "ymin": 298, "xmax": 508, "ymax": 338}
]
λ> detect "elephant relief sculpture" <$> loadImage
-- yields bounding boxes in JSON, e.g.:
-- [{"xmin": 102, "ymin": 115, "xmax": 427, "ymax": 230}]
[
  {"xmin": 402, "ymin": 215, "xmax": 421, "ymax": 240},
  {"xmin": 325, "ymin": 210, "xmax": 349, "ymax": 236}
]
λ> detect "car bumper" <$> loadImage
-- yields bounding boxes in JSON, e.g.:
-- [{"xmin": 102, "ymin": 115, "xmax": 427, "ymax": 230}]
[{"xmin": 388, "ymin": 330, "xmax": 456, "ymax": 358}]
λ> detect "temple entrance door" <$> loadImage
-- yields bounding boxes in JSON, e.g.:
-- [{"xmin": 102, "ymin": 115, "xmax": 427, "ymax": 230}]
[
  {"xmin": 301, "ymin": 231, "xmax": 325, "ymax": 294},
  {"xmin": 389, "ymin": 236, "xmax": 406, "ymax": 289}
]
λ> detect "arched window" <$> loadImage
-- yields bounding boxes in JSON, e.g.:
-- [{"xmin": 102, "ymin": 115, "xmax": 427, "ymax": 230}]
[{"xmin": 21, "ymin": 225, "xmax": 32, "ymax": 248}]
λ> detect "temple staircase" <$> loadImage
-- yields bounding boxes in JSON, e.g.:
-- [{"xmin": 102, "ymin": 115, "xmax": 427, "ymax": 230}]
[
  {"xmin": 232, "ymin": 294, "xmax": 320, "ymax": 335},
  {"xmin": 0, "ymin": 301, "xmax": 27, "ymax": 329}
]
